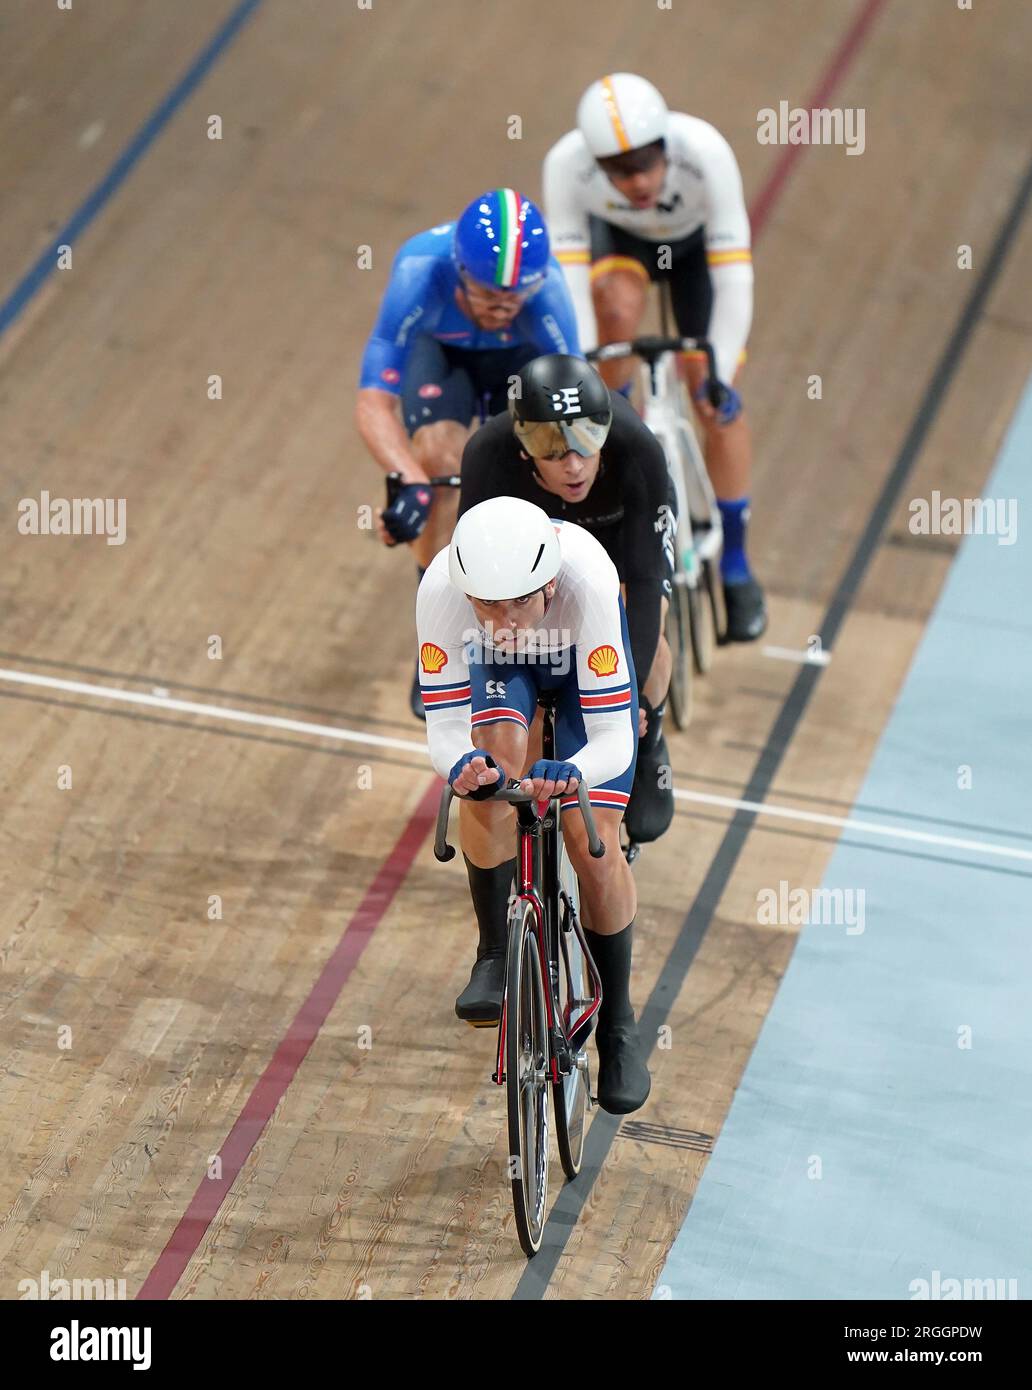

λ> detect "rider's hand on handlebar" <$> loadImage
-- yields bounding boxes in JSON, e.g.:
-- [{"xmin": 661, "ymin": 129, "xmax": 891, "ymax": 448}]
[
  {"xmin": 381, "ymin": 481, "xmax": 432, "ymax": 544},
  {"xmin": 517, "ymin": 759, "xmax": 582, "ymax": 801},
  {"xmin": 694, "ymin": 379, "xmax": 742, "ymax": 427},
  {"xmin": 449, "ymin": 752, "xmax": 505, "ymax": 799}
]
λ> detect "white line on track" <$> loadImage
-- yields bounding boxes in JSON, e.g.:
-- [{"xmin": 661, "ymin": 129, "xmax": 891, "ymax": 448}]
[
  {"xmin": 0, "ymin": 666, "xmax": 422, "ymax": 754},
  {"xmin": 2, "ymin": 665, "xmax": 1030, "ymax": 865},
  {"xmin": 671, "ymin": 789, "xmax": 1032, "ymax": 862}
]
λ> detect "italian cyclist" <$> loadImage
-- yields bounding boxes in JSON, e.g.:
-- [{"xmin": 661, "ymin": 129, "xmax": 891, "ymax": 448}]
[{"xmin": 356, "ymin": 189, "xmax": 582, "ymax": 717}]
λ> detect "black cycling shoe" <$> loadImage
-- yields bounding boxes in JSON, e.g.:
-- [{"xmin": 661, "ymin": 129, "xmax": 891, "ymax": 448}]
[
  {"xmin": 455, "ymin": 952, "xmax": 506, "ymax": 1027},
  {"xmin": 410, "ymin": 665, "xmax": 426, "ymax": 721},
  {"xmin": 595, "ymin": 1021, "xmax": 651, "ymax": 1114},
  {"xmin": 723, "ymin": 576, "xmax": 768, "ymax": 642},
  {"xmin": 624, "ymin": 732, "xmax": 674, "ymax": 845}
]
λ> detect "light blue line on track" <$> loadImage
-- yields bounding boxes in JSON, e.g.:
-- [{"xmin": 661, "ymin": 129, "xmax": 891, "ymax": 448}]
[
  {"xmin": 656, "ymin": 376, "xmax": 1032, "ymax": 1300},
  {"xmin": 0, "ymin": 0, "xmax": 264, "ymax": 339}
]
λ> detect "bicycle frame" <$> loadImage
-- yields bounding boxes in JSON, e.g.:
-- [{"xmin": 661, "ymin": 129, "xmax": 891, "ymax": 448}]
[
  {"xmin": 641, "ymin": 355, "xmax": 713, "ymax": 584},
  {"xmin": 431, "ymin": 706, "xmax": 603, "ymax": 1087},
  {"xmin": 589, "ymin": 315, "xmax": 723, "ymax": 583},
  {"xmin": 655, "ymin": 282, "xmax": 723, "ymax": 565},
  {"xmin": 493, "ymin": 786, "xmax": 601, "ymax": 1090}
]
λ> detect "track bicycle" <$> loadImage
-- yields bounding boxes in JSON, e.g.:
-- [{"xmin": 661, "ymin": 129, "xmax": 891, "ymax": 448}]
[
  {"xmin": 588, "ymin": 303, "xmax": 725, "ymax": 729},
  {"xmin": 433, "ymin": 692, "xmax": 604, "ymax": 1257}
]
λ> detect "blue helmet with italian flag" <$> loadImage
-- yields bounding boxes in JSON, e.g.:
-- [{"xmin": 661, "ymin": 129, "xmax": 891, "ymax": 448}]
[{"xmin": 452, "ymin": 189, "xmax": 550, "ymax": 292}]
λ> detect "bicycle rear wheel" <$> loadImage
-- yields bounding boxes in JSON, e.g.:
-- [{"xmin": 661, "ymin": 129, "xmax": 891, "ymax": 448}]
[
  {"xmin": 665, "ymin": 574, "xmax": 694, "ymax": 729},
  {"xmin": 553, "ymin": 844, "xmax": 591, "ymax": 1178},
  {"xmin": 689, "ymin": 557, "xmax": 715, "ymax": 674},
  {"xmin": 506, "ymin": 899, "xmax": 550, "ymax": 1256},
  {"xmin": 703, "ymin": 555, "xmax": 723, "ymax": 651}
]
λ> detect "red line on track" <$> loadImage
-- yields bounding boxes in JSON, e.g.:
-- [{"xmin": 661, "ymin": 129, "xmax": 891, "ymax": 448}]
[
  {"xmin": 137, "ymin": 0, "xmax": 889, "ymax": 1300},
  {"xmin": 136, "ymin": 779, "xmax": 443, "ymax": 1299},
  {"xmin": 749, "ymin": 0, "xmax": 890, "ymax": 237}
]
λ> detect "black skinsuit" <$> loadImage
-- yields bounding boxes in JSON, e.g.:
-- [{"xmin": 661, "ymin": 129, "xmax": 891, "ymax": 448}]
[{"xmin": 457, "ymin": 392, "xmax": 674, "ymax": 693}]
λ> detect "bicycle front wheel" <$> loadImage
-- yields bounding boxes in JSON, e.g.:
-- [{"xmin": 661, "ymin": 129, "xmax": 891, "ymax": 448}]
[
  {"xmin": 506, "ymin": 899, "xmax": 550, "ymax": 1256},
  {"xmin": 553, "ymin": 844, "xmax": 591, "ymax": 1178}
]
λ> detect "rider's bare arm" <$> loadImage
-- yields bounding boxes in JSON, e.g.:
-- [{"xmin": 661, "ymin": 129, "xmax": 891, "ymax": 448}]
[{"xmin": 355, "ymin": 388, "xmax": 428, "ymax": 484}]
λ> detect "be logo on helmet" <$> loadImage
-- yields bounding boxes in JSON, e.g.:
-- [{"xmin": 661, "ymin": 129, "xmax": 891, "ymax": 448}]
[
  {"xmin": 550, "ymin": 387, "xmax": 582, "ymax": 415},
  {"xmin": 420, "ymin": 642, "xmax": 447, "ymax": 675},
  {"xmin": 587, "ymin": 645, "xmax": 620, "ymax": 678}
]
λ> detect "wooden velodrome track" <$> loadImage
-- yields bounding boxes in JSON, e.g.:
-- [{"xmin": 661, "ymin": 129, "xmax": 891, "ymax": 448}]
[{"xmin": 1, "ymin": 0, "xmax": 1031, "ymax": 1300}]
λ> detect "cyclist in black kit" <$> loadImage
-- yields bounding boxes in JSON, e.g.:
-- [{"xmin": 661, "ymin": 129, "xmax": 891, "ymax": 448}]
[{"xmin": 458, "ymin": 353, "xmax": 675, "ymax": 844}]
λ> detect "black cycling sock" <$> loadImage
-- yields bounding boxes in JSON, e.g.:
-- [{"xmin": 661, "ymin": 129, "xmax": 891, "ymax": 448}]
[
  {"xmin": 638, "ymin": 694, "xmax": 666, "ymax": 758},
  {"xmin": 463, "ymin": 855, "xmax": 516, "ymax": 959},
  {"xmin": 586, "ymin": 923, "xmax": 636, "ymax": 1034}
]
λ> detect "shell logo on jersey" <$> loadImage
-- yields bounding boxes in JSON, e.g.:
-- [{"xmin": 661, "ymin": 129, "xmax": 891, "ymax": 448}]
[
  {"xmin": 380, "ymin": 367, "xmax": 401, "ymax": 385},
  {"xmin": 587, "ymin": 645, "xmax": 619, "ymax": 678},
  {"xmin": 418, "ymin": 383, "xmax": 442, "ymax": 399},
  {"xmin": 420, "ymin": 642, "xmax": 447, "ymax": 675}
]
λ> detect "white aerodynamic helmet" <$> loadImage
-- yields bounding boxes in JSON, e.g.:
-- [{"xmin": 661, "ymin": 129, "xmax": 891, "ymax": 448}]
[
  {"xmin": 449, "ymin": 497, "xmax": 561, "ymax": 602},
  {"xmin": 577, "ymin": 73, "xmax": 668, "ymax": 160}
]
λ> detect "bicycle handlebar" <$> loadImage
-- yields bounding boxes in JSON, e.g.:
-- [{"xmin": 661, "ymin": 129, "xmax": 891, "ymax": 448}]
[
  {"xmin": 433, "ymin": 778, "xmax": 606, "ymax": 863},
  {"xmin": 587, "ymin": 336, "xmax": 726, "ymax": 409},
  {"xmin": 385, "ymin": 470, "xmax": 461, "ymax": 509}
]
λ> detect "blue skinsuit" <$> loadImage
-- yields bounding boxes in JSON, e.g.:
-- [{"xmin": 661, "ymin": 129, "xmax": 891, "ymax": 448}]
[{"xmin": 358, "ymin": 222, "xmax": 582, "ymax": 396}]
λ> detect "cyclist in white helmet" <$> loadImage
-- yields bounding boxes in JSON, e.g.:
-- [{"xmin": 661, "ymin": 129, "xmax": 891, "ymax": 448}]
[
  {"xmin": 543, "ymin": 73, "xmax": 766, "ymax": 642},
  {"xmin": 417, "ymin": 496, "xmax": 651, "ymax": 1114}
]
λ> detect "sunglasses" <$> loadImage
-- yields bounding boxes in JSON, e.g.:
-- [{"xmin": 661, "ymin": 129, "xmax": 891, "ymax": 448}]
[
  {"xmin": 597, "ymin": 139, "xmax": 667, "ymax": 180},
  {"xmin": 512, "ymin": 416, "xmax": 611, "ymax": 460}
]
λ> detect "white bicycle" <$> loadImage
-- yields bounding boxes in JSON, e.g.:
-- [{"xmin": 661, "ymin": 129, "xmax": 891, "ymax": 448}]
[{"xmin": 588, "ymin": 327, "xmax": 725, "ymax": 729}]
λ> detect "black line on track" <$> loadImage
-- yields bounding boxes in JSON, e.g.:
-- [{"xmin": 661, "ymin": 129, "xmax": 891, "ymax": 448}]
[{"xmin": 513, "ymin": 150, "xmax": 1032, "ymax": 1300}]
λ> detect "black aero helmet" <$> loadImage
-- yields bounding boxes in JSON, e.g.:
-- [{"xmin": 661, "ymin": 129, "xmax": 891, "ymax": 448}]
[{"xmin": 510, "ymin": 354, "xmax": 613, "ymax": 459}]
